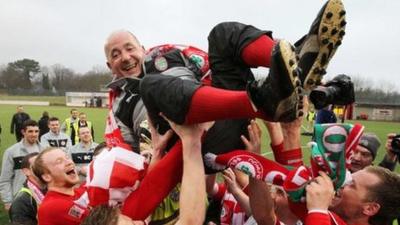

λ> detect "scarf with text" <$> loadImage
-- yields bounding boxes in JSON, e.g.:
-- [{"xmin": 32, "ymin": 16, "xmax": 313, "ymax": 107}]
[{"xmin": 204, "ymin": 123, "xmax": 364, "ymax": 203}]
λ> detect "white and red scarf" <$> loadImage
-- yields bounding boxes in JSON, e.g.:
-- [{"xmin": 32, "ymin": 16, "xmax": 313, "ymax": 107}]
[{"xmin": 27, "ymin": 179, "xmax": 45, "ymax": 205}]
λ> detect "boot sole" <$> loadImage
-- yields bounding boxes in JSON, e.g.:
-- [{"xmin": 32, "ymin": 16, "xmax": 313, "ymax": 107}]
[
  {"xmin": 275, "ymin": 40, "xmax": 304, "ymax": 121},
  {"xmin": 303, "ymin": 0, "xmax": 346, "ymax": 91}
]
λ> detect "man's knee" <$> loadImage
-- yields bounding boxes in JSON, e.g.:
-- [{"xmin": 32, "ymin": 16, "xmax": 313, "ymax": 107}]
[
  {"xmin": 140, "ymin": 74, "xmax": 163, "ymax": 95},
  {"xmin": 140, "ymin": 74, "xmax": 200, "ymax": 124},
  {"xmin": 208, "ymin": 22, "xmax": 271, "ymax": 62},
  {"xmin": 208, "ymin": 22, "xmax": 247, "ymax": 42}
]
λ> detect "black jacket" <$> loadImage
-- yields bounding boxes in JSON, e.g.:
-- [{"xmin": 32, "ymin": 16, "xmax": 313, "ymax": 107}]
[
  {"xmin": 9, "ymin": 184, "xmax": 38, "ymax": 225},
  {"xmin": 10, "ymin": 112, "xmax": 30, "ymax": 134},
  {"xmin": 38, "ymin": 116, "xmax": 49, "ymax": 138}
]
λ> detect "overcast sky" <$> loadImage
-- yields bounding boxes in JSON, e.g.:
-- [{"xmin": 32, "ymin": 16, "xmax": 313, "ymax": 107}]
[{"xmin": 1, "ymin": 0, "xmax": 399, "ymax": 89}]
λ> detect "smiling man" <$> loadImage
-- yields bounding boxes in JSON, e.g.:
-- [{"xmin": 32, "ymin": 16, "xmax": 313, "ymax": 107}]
[
  {"xmin": 105, "ymin": 31, "xmax": 145, "ymax": 78},
  {"xmin": 33, "ymin": 147, "xmax": 89, "ymax": 225},
  {"xmin": 68, "ymin": 126, "xmax": 98, "ymax": 181},
  {"xmin": 40, "ymin": 117, "xmax": 72, "ymax": 150},
  {"xmin": 350, "ymin": 133, "xmax": 380, "ymax": 173},
  {"xmin": 0, "ymin": 119, "xmax": 44, "ymax": 211},
  {"xmin": 104, "ymin": 30, "xmax": 148, "ymax": 151}
]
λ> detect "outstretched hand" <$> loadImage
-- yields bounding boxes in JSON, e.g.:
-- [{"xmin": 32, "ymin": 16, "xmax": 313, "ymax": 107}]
[
  {"xmin": 241, "ymin": 120, "xmax": 262, "ymax": 154},
  {"xmin": 222, "ymin": 168, "xmax": 240, "ymax": 194}
]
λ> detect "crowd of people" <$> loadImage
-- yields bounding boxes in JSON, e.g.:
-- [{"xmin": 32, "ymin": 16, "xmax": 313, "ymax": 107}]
[
  {"xmin": 0, "ymin": 108, "xmax": 98, "ymax": 223},
  {"xmin": 1, "ymin": 0, "xmax": 400, "ymax": 225}
]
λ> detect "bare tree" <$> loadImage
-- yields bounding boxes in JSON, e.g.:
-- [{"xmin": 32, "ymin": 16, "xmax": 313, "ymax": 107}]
[{"xmin": 50, "ymin": 64, "xmax": 76, "ymax": 94}]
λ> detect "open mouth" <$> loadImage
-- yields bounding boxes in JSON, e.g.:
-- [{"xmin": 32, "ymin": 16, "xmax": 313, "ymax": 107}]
[
  {"xmin": 66, "ymin": 168, "xmax": 76, "ymax": 176},
  {"xmin": 122, "ymin": 62, "xmax": 138, "ymax": 72}
]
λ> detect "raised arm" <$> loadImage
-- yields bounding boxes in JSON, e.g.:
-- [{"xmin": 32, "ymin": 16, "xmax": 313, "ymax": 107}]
[
  {"xmin": 177, "ymin": 130, "xmax": 205, "ymax": 225},
  {"xmin": 223, "ymin": 168, "xmax": 252, "ymax": 216},
  {"xmin": 249, "ymin": 177, "xmax": 276, "ymax": 225},
  {"xmin": 163, "ymin": 116, "xmax": 212, "ymax": 225}
]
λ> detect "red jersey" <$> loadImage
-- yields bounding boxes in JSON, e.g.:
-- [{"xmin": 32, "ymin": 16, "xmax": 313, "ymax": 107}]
[{"xmin": 38, "ymin": 186, "xmax": 89, "ymax": 225}]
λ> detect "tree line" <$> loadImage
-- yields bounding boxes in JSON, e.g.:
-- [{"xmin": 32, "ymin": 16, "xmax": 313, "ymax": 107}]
[
  {"xmin": 0, "ymin": 58, "xmax": 112, "ymax": 95},
  {"xmin": 1, "ymin": 58, "xmax": 399, "ymax": 105},
  {"xmin": 351, "ymin": 75, "xmax": 400, "ymax": 105}
]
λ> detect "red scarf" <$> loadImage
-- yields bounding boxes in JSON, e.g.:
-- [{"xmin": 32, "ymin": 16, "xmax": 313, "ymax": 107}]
[{"xmin": 104, "ymin": 89, "xmax": 133, "ymax": 150}]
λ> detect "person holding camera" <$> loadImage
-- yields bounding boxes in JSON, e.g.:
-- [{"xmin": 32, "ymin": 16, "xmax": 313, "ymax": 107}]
[
  {"xmin": 350, "ymin": 132, "xmax": 400, "ymax": 172},
  {"xmin": 379, "ymin": 134, "xmax": 400, "ymax": 225},
  {"xmin": 378, "ymin": 133, "xmax": 400, "ymax": 171}
]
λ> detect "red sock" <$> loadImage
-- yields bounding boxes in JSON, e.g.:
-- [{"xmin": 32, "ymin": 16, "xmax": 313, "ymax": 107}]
[
  {"xmin": 271, "ymin": 141, "xmax": 286, "ymax": 165},
  {"xmin": 276, "ymin": 148, "xmax": 304, "ymax": 168},
  {"xmin": 122, "ymin": 141, "xmax": 183, "ymax": 220},
  {"xmin": 241, "ymin": 35, "xmax": 275, "ymax": 67},
  {"xmin": 185, "ymin": 86, "xmax": 268, "ymax": 124}
]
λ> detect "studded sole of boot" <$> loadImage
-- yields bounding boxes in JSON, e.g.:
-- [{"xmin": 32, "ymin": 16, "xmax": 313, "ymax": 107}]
[{"xmin": 303, "ymin": 0, "xmax": 347, "ymax": 91}]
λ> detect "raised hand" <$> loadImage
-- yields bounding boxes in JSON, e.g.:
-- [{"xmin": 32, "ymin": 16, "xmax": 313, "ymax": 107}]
[
  {"xmin": 241, "ymin": 120, "xmax": 262, "ymax": 154},
  {"xmin": 160, "ymin": 113, "xmax": 214, "ymax": 141}
]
